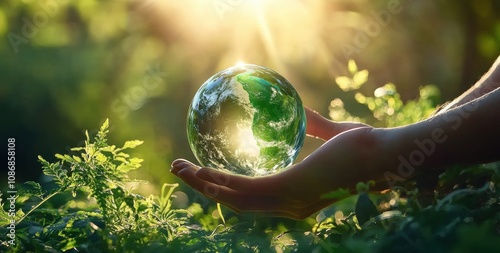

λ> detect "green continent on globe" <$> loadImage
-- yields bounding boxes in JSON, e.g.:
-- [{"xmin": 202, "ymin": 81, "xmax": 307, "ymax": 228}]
[
  {"xmin": 187, "ymin": 64, "xmax": 306, "ymax": 176},
  {"xmin": 236, "ymin": 73, "xmax": 299, "ymax": 169}
]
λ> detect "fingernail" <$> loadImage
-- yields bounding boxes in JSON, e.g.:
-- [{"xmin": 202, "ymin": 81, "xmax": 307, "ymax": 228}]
[
  {"xmin": 171, "ymin": 159, "xmax": 185, "ymax": 167},
  {"xmin": 170, "ymin": 159, "xmax": 185, "ymax": 174}
]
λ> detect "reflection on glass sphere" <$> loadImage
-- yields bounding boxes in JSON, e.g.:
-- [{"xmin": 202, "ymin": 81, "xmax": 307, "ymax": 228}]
[{"xmin": 187, "ymin": 64, "xmax": 306, "ymax": 176}]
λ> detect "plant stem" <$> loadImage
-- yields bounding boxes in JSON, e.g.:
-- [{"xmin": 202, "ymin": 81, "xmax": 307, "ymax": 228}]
[{"xmin": 16, "ymin": 190, "xmax": 62, "ymax": 225}]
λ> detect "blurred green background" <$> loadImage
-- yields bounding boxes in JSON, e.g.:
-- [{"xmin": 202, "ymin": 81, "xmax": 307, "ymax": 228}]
[{"xmin": 1, "ymin": 0, "xmax": 499, "ymax": 204}]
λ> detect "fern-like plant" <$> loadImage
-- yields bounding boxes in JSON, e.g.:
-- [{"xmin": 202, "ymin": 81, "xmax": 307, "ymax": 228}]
[{"xmin": 0, "ymin": 119, "xmax": 190, "ymax": 252}]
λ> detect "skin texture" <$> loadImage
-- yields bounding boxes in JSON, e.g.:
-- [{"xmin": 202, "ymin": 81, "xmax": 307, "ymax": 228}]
[
  {"xmin": 436, "ymin": 56, "xmax": 500, "ymax": 112},
  {"xmin": 171, "ymin": 56, "xmax": 500, "ymax": 220}
]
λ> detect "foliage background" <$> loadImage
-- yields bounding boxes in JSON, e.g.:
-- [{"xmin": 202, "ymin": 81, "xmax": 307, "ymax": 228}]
[{"xmin": 1, "ymin": 0, "xmax": 500, "ymax": 245}]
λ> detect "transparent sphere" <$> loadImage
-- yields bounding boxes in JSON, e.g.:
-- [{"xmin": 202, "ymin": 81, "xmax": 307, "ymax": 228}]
[{"xmin": 187, "ymin": 64, "xmax": 306, "ymax": 176}]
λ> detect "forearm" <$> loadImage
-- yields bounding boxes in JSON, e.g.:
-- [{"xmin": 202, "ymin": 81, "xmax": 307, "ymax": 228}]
[
  {"xmin": 382, "ymin": 87, "xmax": 500, "ymax": 178},
  {"xmin": 437, "ymin": 56, "xmax": 500, "ymax": 113}
]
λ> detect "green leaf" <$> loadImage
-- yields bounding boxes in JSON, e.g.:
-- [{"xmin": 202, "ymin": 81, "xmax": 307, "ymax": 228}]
[
  {"xmin": 159, "ymin": 183, "xmax": 178, "ymax": 214},
  {"xmin": 15, "ymin": 209, "xmax": 25, "ymax": 220},
  {"xmin": 55, "ymin": 153, "xmax": 72, "ymax": 162},
  {"xmin": 114, "ymin": 156, "xmax": 127, "ymax": 163},
  {"xmin": 101, "ymin": 145, "xmax": 116, "ymax": 152},
  {"xmin": 122, "ymin": 140, "xmax": 144, "ymax": 150},
  {"xmin": 353, "ymin": 69, "xmax": 368, "ymax": 86},
  {"xmin": 38, "ymin": 155, "xmax": 49, "ymax": 165},
  {"xmin": 335, "ymin": 76, "xmax": 352, "ymax": 91},
  {"xmin": 116, "ymin": 152, "xmax": 130, "ymax": 158},
  {"xmin": 0, "ymin": 194, "xmax": 12, "ymax": 226},
  {"xmin": 72, "ymin": 156, "xmax": 82, "ymax": 163},
  {"xmin": 23, "ymin": 181, "xmax": 44, "ymax": 197},
  {"xmin": 355, "ymin": 193, "xmax": 379, "ymax": 225},
  {"xmin": 95, "ymin": 153, "xmax": 108, "ymax": 163},
  {"xmin": 348, "ymin": 59, "xmax": 358, "ymax": 74},
  {"xmin": 129, "ymin": 157, "xmax": 144, "ymax": 165},
  {"xmin": 100, "ymin": 119, "xmax": 110, "ymax": 133}
]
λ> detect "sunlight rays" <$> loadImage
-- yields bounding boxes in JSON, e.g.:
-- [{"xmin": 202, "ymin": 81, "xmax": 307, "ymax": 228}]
[{"xmin": 255, "ymin": 6, "xmax": 282, "ymax": 71}]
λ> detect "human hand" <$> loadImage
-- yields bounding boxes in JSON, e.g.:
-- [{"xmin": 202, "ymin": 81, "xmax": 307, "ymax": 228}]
[
  {"xmin": 305, "ymin": 107, "xmax": 370, "ymax": 140},
  {"xmin": 171, "ymin": 108, "xmax": 382, "ymax": 219}
]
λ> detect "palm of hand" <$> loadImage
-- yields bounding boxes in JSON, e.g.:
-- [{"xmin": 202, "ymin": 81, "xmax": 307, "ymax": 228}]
[{"xmin": 171, "ymin": 108, "xmax": 379, "ymax": 219}]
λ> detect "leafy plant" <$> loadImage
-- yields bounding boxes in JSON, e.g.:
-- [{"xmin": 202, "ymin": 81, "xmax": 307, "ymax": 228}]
[
  {"xmin": 330, "ymin": 60, "xmax": 440, "ymax": 127},
  {"xmin": 0, "ymin": 120, "xmax": 190, "ymax": 252}
]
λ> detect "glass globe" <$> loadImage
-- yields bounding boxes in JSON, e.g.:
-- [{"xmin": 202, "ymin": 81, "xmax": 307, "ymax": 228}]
[{"xmin": 187, "ymin": 64, "xmax": 306, "ymax": 176}]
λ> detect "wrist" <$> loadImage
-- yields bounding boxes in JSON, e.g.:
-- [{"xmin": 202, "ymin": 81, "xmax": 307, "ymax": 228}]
[
  {"xmin": 367, "ymin": 127, "xmax": 412, "ymax": 190},
  {"xmin": 343, "ymin": 127, "xmax": 393, "ymax": 189}
]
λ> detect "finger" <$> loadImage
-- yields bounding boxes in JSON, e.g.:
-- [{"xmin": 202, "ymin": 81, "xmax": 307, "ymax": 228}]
[
  {"xmin": 178, "ymin": 170, "xmax": 293, "ymax": 212},
  {"xmin": 194, "ymin": 167, "xmax": 237, "ymax": 186},
  {"xmin": 172, "ymin": 160, "xmax": 292, "ymax": 211},
  {"xmin": 197, "ymin": 168, "xmax": 287, "ymax": 197},
  {"xmin": 304, "ymin": 107, "xmax": 333, "ymax": 139},
  {"xmin": 173, "ymin": 161, "xmax": 226, "ymax": 199},
  {"xmin": 195, "ymin": 167, "xmax": 263, "ymax": 191},
  {"xmin": 172, "ymin": 163, "xmax": 262, "ymax": 208},
  {"xmin": 172, "ymin": 160, "xmax": 269, "ymax": 194},
  {"xmin": 175, "ymin": 166, "xmax": 237, "ymax": 206},
  {"xmin": 171, "ymin": 159, "xmax": 197, "ymax": 175}
]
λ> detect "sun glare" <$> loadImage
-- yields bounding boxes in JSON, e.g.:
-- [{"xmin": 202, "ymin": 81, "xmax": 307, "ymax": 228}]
[
  {"xmin": 145, "ymin": 0, "xmax": 352, "ymax": 104},
  {"xmin": 232, "ymin": 123, "xmax": 261, "ymax": 160},
  {"xmin": 235, "ymin": 60, "xmax": 246, "ymax": 68}
]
